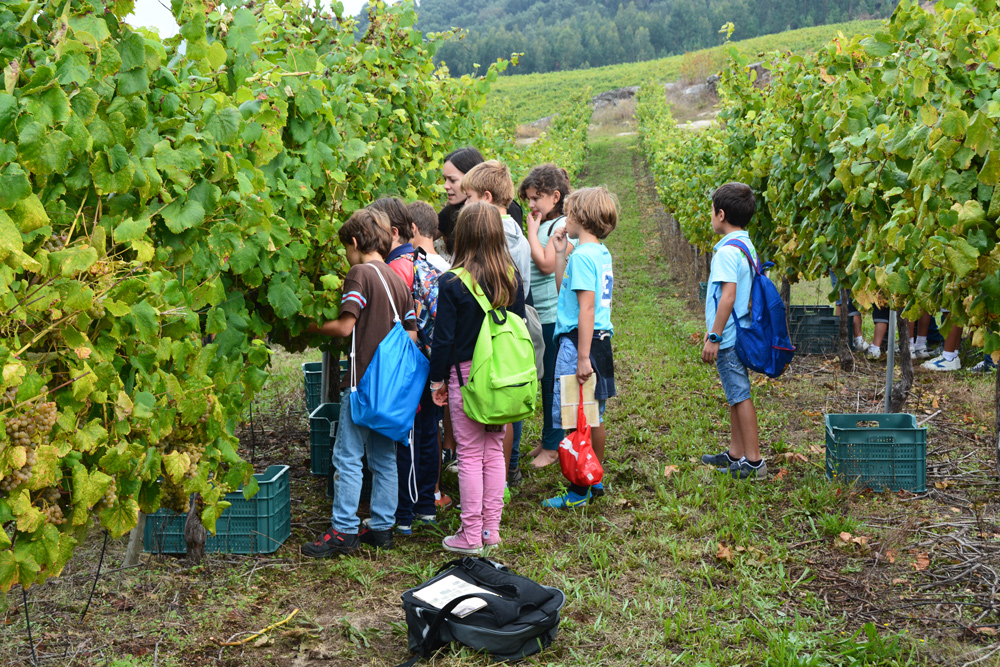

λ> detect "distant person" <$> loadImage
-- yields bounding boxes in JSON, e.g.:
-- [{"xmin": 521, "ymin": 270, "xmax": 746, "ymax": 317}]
[
  {"xmin": 439, "ymin": 147, "xmax": 523, "ymax": 256},
  {"xmin": 520, "ymin": 164, "xmax": 576, "ymax": 469},
  {"xmin": 369, "ymin": 197, "xmax": 416, "ymax": 289},
  {"xmin": 408, "ymin": 201, "xmax": 451, "ymax": 273},
  {"xmin": 430, "ymin": 202, "xmax": 526, "ymax": 553},
  {"xmin": 301, "ymin": 209, "xmax": 418, "ymax": 558},
  {"xmin": 544, "ymin": 187, "xmax": 619, "ymax": 509},
  {"xmin": 700, "ymin": 183, "xmax": 766, "ymax": 481}
]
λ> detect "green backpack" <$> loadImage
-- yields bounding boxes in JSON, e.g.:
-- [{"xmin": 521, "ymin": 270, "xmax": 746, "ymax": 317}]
[{"xmin": 452, "ymin": 268, "xmax": 538, "ymax": 425}]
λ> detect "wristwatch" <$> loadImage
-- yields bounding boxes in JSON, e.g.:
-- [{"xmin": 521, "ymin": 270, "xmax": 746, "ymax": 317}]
[{"xmin": 708, "ymin": 333, "xmax": 723, "ymax": 344}]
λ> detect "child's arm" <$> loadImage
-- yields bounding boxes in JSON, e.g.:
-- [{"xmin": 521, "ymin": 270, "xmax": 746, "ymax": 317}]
[
  {"xmin": 575, "ymin": 290, "xmax": 595, "ymax": 384},
  {"xmin": 526, "ymin": 213, "xmax": 572, "ymax": 276},
  {"xmin": 702, "ymin": 282, "xmax": 736, "ymax": 363},
  {"xmin": 552, "ymin": 228, "xmax": 569, "ymax": 291},
  {"xmin": 307, "ymin": 313, "xmax": 357, "ymax": 339}
]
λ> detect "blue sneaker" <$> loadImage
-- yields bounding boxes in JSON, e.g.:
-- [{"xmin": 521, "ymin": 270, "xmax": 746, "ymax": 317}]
[
  {"xmin": 541, "ymin": 489, "xmax": 590, "ymax": 509},
  {"xmin": 588, "ymin": 482, "xmax": 605, "ymax": 504},
  {"xmin": 395, "ymin": 524, "xmax": 413, "ymax": 536},
  {"xmin": 717, "ymin": 457, "xmax": 768, "ymax": 481}
]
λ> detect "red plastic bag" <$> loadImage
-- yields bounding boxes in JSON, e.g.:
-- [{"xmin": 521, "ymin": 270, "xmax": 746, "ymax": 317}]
[{"xmin": 558, "ymin": 383, "xmax": 603, "ymax": 486}]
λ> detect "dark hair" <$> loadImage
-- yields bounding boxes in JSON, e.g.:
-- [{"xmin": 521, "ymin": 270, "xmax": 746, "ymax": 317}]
[
  {"xmin": 518, "ymin": 164, "xmax": 571, "ymax": 220},
  {"xmin": 711, "ymin": 182, "xmax": 756, "ymax": 228},
  {"xmin": 444, "ymin": 146, "xmax": 486, "ymax": 176},
  {"xmin": 337, "ymin": 209, "xmax": 392, "ymax": 257},
  {"xmin": 408, "ymin": 201, "xmax": 439, "ymax": 239},
  {"xmin": 368, "ymin": 197, "xmax": 414, "ymax": 242}
]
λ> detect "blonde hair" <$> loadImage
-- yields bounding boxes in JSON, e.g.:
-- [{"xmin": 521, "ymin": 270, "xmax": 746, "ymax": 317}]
[
  {"xmin": 337, "ymin": 208, "xmax": 392, "ymax": 257},
  {"xmin": 451, "ymin": 202, "xmax": 517, "ymax": 309},
  {"xmin": 461, "ymin": 160, "xmax": 515, "ymax": 208},
  {"xmin": 565, "ymin": 186, "xmax": 619, "ymax": 239}
]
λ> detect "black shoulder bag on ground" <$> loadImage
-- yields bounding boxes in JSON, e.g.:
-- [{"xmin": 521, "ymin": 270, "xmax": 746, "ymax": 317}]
[{"xmin": 397, "ymin": 557, "xmax": 565, "ymax": 666}]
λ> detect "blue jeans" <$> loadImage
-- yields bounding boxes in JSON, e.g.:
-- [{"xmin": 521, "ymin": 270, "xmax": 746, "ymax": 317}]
[
  {"xmin": 331, "ymin": 389, "xmax": 398, "ymax": 533},
  {"xmin": 716, "ymin": 346, "xmax": 752, "ymax": 406},
  {"xmin": 510, "ymin": 421, "xmax": 523, "ymax": 469},
  {"xmin": 396, "ymin": 386, "xmax": 440, "ymax": 524},
  {"xmin": 540, "ymin": 323, "xmax": 562, "ymax": 451}
]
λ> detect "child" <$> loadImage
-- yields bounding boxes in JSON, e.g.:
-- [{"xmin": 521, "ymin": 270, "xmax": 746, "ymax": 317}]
[
  {"xmin": 520, "ymin": 164, "xmax": 576, "ymax": 469},
  {"xmin": 699, "ymin": 182, "xmax": 767, "ymax": 481},
  {"xmin": 370, "ymin": 197, "xmax": 416, "ymax": 289},
  {"xmin": 430, "ymin": 202, "xmax": 525, "ymax": 553},
  {"xmin": 408, "ymin": 201, "xmax": 451, "ymax": 274},
  {"xmin": 461, "ymin": 160, "xmax": 533, "ymax": 484},
  {"xmin": 301, "ymin": 209, "xmax": 419, "ymax": 558},
  {"xmin": 544, "ymin": 187, "xmax": 618, "ymax": 509}
]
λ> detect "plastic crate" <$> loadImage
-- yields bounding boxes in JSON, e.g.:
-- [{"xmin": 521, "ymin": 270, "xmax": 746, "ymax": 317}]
[
  {"xmin": 825, "ymin": 414, "xmax": 927, "ymax": 493},
  {"xmin": 303, "ymin": 361, "xmax": 323, "ymax": 414},
  {"xmin": 309, "ymin": 402, "xmax": 340, "ymax": 476},
  {"xmin": 789, "ymin": 304, "xmax": 835, "ymax": 324},
  {"xmin": 698, "ymin": 282, "xmax": 708, "ymax": 302},
  {"xmin": 143, "ymin": 465, "xmax": 291, "ymax": 554},
  {"xmin": 790, "ymin": 314, "xmax": 839, "ymax": 354},
  {"xmin": 326, "ymin": 455, "xmax": 374, "ymax": 502}
]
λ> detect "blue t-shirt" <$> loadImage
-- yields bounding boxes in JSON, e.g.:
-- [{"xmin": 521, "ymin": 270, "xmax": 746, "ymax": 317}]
[
  {"xmin": 555, "ymin": 242, "xmax": 614, "ymax": 337},
  {"xmin": 705, "ymin": 230, "xmax": 758, "ymax": 349}
]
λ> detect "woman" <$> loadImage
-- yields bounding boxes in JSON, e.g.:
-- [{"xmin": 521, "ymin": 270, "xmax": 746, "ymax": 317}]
[{"xmin": 438, "ymin": 147, "xmax": 523, "ymax": 257}]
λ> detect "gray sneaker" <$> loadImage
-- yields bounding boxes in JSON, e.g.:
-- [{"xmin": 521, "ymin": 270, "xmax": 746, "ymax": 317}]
[
  {"xmin": 719, "ymin": 457, "xmax": 768, "ymax": 481},
  {"xmin": 701, "ymin": 451, "xmax": 736, "ymax": 467}
]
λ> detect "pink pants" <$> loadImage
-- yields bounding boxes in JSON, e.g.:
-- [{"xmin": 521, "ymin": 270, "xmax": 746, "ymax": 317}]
[{"xmin": 449, "ymin": 361, "xmax": 506, "ymax": 538}]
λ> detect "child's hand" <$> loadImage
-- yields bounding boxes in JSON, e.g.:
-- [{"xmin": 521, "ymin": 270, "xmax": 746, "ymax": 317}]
[
  {"xmin": 551, "ymin": 227, "xmax": 568, "ymax": 253},
  {"xmin": 431, "ymin": 383, "xmax": 448, "ymax": 406},
  {"xmin": 527, "ymin": 210, "xmax": 542, "ymax": 234},
  {"xmin": 701, "ymin": 333, "xmax": 720, "ymax": 363},
  {"xmin": 576, "ymin": 357, "xmax": 593, "ymax": 385}
]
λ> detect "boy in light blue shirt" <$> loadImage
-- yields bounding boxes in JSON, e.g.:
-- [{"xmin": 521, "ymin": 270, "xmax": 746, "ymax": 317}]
[{"xmin": 700, "ymin": 182, "xmax": 767, "ymax": 481}]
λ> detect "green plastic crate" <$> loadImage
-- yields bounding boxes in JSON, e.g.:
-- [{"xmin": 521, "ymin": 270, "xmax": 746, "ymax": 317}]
[
  {"xmin": 825, "ymin": 414, "xmax": 927, "ymax": 493},
  {"xmin": 789, "ymin": 304, "xmax": 835, "ymax": 323},
  {"xmin": 309, "ymin": 402, "xmax": 340, "ymax": 476},
  {"xmin": 143, "ymin": 465, "xmax": 291, "ymax": 555},
  {"xmin": 698, "ymin": 282, "xmax": 708, "ymax": 302},
  {"xmin": 790, "ymin": 314, "xmax": 839, "ymax": 354},
  {"xmin": 303, "ymin": 361, "xmax": 323, "ymax": 414}
]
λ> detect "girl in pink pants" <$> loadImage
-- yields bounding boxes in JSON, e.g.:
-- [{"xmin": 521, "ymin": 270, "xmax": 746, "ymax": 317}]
[{"xmin": 430, "ymin": 201, "xmax": 526, "ymax": 554}]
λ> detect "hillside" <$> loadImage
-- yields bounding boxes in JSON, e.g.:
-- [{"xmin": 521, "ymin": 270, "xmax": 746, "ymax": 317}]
[
  {"xmin": 487, "ymin": 19, "xmax": 886, "ymax": 124},
  {"xmin": 421, "ymin": 0, "xmax": 897, "ymax": 76}
]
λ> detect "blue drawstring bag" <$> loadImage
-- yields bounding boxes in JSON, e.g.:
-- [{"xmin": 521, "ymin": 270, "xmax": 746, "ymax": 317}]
[
  {"xmin": 715, "ymin": 239, "xmax": 795, "ymax": 378},
  {"xmin": 350, "ymin": 265, "xmax": 429, "ymax": 443}
]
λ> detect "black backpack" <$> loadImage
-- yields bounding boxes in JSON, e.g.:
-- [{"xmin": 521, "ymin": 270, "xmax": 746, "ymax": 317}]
[{"xmin": 398, "ymin": 557, "xmax": 565, "ymax": 665}]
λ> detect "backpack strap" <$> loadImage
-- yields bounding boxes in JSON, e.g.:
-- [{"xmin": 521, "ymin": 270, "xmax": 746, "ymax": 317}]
[
  {"xmin": 394, "ymin": 593, "xmax": 489, "ymax": 667},
  {"xmin": 351, "ymin": 264, "xmax": 401, "ymax": 391},
  {"xmin": 449, "ymin": 267, "xmax": 494, "ymax": 316},
  {"xmin": 711, "ymin": 240, "xmax": 758, "ymax": 331}
]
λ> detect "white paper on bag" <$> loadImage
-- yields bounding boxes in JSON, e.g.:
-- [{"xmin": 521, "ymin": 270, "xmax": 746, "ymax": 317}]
[{"xmin": 412, "ymin": 575, "xmax": 496, "ymax": 618}]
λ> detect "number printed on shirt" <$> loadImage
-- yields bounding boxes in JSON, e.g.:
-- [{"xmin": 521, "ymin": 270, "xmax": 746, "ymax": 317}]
[{"xmin": 600, "ymin": 267, "xmax": 613, "ymax": 307}]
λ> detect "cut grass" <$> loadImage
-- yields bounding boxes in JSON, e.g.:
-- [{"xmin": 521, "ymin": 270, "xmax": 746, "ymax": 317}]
[{"xmin": 2, "ymin": 135, "xmax": 996, "ymax": 666}]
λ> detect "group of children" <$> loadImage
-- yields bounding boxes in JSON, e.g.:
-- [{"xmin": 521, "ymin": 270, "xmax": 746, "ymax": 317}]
[{"xmin": 301, "ymin": 154, "xmax": 621, "ymax": 559}]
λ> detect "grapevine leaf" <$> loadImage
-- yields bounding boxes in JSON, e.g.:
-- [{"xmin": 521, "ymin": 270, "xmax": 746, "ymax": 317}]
[
  {"xmin": 17, "ymin": 122, "xmax": 72, "ymax": 175},
  {"xmin": 267, "ymin": 280, "xmax": 302, "ymax": 319},
  {"xmin": 0, "ymin": 163, "xmax": 30, "ymax": 210},
  {"xmin": 940, "ymin": 109, "xmax": 969, "ymax": 139},
  {"xmin": 113, "ymin": 216, "xmax": 151, "ymax": 243},
  {"xmin": 162, "ymin": 451, "xmax": 191, "ymax": 482},
  {"xmin": 208, "ymin": 41, "xmax": 227, "ymax": 70},
  {"xmin": 944, "ymin": 238, "xmax": 979, "ymax": 279},
  {"xmin": 204, "ymin": 107, "xmax": 241, "ymax": 144},
  {"xmin": 0, "ymin": 550, "xmax": 17, "ymax": 591},
  {"xmin": 0, "ymin": 524, "xmax": 10, "ymax": 549},
  {"xmin": 161, "ymin": 197, "xmax": 206, "ymax": 233},
  {"xmin": 99, "ymin": 497, "xmax": 138, "ymax": 538},
  {"xmin": 10, "ymin": 193, "xmax": 49, "ymax": 232},
  {"xmin": 342, "ymin": 138, "xmax": 369, "ymax": 162},
  {"xmin": 48, "ymin": 246, "xmax": 97, "ymax": 276},
  {"xmin": 129, "ymin": 300, "xmax": 159, "ymax": 339},
  {"xmin": 0, "ymin": 92, "xmax": 19, "ymax": 134},
  {"xmin": 979, "ymin": 151, "xmax": 1000, "ymax": 186}
]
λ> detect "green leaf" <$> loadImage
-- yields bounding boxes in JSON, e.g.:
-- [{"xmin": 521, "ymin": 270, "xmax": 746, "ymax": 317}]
[
  {"xmin": 0, "ymin": 550, "xmax": 17, "ymax": 591},
  {"xmin": 48, "ymin": 246, "xmax": 98, "ymax": 276},
  {"xmin": 162, "ymin": 450, "xmax": 191, "ymax": 482},
  {"xmin": 99, "ymin": 498, "xmax": 139, "ymax": 538},
  {"xmin": 940, "ymin": 109, "xmax": 970, "ymax": 139},
  {"xmin": 208, "ymin": 41, "xmax": 227, "ymax": 70},
  {"xmin": 0, "ymin": 92, "xmax": 19, "ymax": 135},
  {"xmin": 342, "ymin": 138, "xmax": 369, "ymax": 162},
  {"xmin": 944, "ymin": 238, "xmax": 980, "ymax": 279},
  {"xmin": 113, "ymin": 216, "xmax": 151, "ymax": 243},
  {"xmin": 130, "ymin": 300, "xmax": 159, "ymax": 339},
  {"xmin": 0, "ymin": 163, "xmax": 31, "ymax": 210},
  {"xmin": 979, "ymin": 151, "xmax": 1000, "ymax": 186},
  {"xmin": 17, "ymin": 122, "xmax": 72, "ymax": 175},
  {"xmin": 204, "ymin": 107, "xmax": 241, "ymax": 144},
  {"xmin": 161, "ymin": 197, "xmax": 206, "ymax": 233},
  {"xmin": 267, "ymin": 280, "xmax": 302, "ymax": 319},
  {"xmin": 226, "ymin": 9, "xmax": 258, "ymax": 55}
]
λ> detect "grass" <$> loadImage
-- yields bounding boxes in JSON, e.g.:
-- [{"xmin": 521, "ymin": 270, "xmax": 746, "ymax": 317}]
[
  {"xmin": 2, "ymin": 135, "xmax": 998, "ymax": 666},
  {"xmin": 488, "ymin": 19, "xmax": 886, "ymax": 124}
]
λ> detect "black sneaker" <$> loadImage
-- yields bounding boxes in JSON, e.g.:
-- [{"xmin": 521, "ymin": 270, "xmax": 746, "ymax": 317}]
[
  {"xmin": 701, "ymin": 451, "xmax": 736, "ymax": 467},
  {"xmin": 301, "ymin": 528, "xmax": 360, "ymax": 558},
  {"xmin": 359, "ymin": 524, "xmax": 394, "ymax": 550},
  {"xmin": 719, "ymin": 458, "xmax": 768, "ymax": 481},
  {"xmin": 508, "ymin": 466, "xmax": 524, "ymax": 488}
]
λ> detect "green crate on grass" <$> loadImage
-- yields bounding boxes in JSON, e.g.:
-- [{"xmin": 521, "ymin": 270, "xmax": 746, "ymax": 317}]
[
  {"xmin": 698, "ymin": 282, "xmax": 708, "ymax": 302},
  {"xmin": 789, "ymin": 304, "xmax": 834, "ymax": 323},
  {"xmin": 790, "ymin": 314, "xmax": 839, "ymax": 354},
  {"xmin": 825, "ymin": 414, "xmax": 927, "ymax": 493},
  {"xmin": 143, "ymin": 465, "xmax": 290, "ymax": 554},
  {"xmin": 303, "ymin": 360, "xmax": 351, "ymax": 414},
  {"xmin": 309, "ymin": 402, "xmax": 340, "ymax": 476}
]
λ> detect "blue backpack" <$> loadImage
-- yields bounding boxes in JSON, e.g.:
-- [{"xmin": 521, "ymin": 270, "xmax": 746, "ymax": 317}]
[
  {"xmin": 350, "ymin": 264, "xmax": 430, "ymax": 442},
  {"xmin": 716, "ymin": 239, "xmax": 795, "ymax": 378}
]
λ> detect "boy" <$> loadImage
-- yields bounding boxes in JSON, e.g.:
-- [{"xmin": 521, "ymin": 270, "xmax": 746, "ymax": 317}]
[
  {"xmin": 700, "ymin": 182, "xmax": 767, "ymax": 480},
  {"xmin": 301, "ymin": 208, "xmax": 419, "ymax": 558},
  {"xmin": 544, "ymin": 186, "xmax": 618, "ymax": 509},
  {"xmin": 408, "ymin": 201, "xmax": 451, "ymax": 274},
  {"xmin": 369, "ymin": 197, "xmax": 416, "ymax": 290}
]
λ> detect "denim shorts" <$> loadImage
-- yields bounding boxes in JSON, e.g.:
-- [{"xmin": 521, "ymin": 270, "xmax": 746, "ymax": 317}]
[
  {"xmin": 552, "ymin": 337, "xmax": 606, "ymax": 430},
  {"xmin": 716, "ymin": 346, "xmax": 752, "ymax": 406}
]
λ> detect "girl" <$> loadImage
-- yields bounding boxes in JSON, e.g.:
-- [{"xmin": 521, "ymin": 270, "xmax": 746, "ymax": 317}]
[
  {"xmin": 520, "ymin": 164, "xmax": 574, "ymax": 469},
  {"xmin": 430, "ymin": 202, "xmax": 525, "ymax": 553}
]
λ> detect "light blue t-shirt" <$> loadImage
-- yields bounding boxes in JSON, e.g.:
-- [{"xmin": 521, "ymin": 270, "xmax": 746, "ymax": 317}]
[
  {"xmin": 555, "ymin": 242, "xmax": 614, "ymax": 337},
  {"xmin": 706, "ymin": 230, "xmax": 758, "ymax": 349},
  {"xmin": 530, "ymin": 215, "xmax": 579, "ymax": 325}
]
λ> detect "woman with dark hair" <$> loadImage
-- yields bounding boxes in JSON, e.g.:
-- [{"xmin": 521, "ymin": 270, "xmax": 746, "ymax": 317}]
[{"xmin": 438, "ymin": 147, "xmax": 523, "ymax": 256}]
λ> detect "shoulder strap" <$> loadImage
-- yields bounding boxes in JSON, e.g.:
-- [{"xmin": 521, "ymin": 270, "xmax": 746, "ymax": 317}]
[
  {"xmin": 351, "ymin": 264, "xmax": 400, "ymax": 390},
  {"xmin": 449, "ymin": 267, "xmax": 493, "ymax": 315},
  {"xmin": 723, "ymin": 239, "xmax": 759, "ymax": 274}
]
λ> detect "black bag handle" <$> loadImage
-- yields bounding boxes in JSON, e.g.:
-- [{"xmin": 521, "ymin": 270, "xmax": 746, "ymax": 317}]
[{"xmin": 395, "ymin": 593, "xmax": 487, "ymax": 667}]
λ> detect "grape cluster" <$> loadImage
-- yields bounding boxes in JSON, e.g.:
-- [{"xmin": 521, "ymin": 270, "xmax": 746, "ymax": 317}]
[
  {"xmin": 43, "ymin": 232, "xmax": 68, "ymax": 252},
  {"xmin": 161, "ymin": 478, "xmax": 189, "ymax": 514},
  {"xmin": 42, "ymin": 503, "xmax": 66, "ymax": 525},
  {"xmin": 95, "ymin": 478, "xmax": 117, "ymax": 510},
  {"xmin": 0, "ymin": 447, "xmax": 36, "ymax": 492}
]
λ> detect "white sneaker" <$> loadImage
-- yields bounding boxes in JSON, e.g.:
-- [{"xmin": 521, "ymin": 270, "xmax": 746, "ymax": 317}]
[
  {"xmin": 921, "ymin": 354, "xmax": 960, "ymax": 371},
  {"xmin": 853, "ymin": 336, "xmax": 870, "ymax": 351},
  {"xmin": 865, "ymin": 345, "xmax": 882, "ymax": 360},
  {"xmin": 912, "ymin": 344, "xmax": 935, "ymax": 359}
]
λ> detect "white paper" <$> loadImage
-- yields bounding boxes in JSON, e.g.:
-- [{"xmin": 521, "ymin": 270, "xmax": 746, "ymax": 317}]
[
  {"xmin": 413, "ymin": 575, "xmax": 496, "ymax": 618},
  {"xmin": 560, "ymin": 374, "xmax": 600, "ymax": 428}
]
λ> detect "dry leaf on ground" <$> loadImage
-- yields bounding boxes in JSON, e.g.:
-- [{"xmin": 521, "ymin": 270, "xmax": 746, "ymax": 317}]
[
  {"xmin": 839, "ymin": 532, "xmax": 852, "ymax": 542},
  {"xmin": 716, "ymin": 543, "xmax": 733, "ymax": 563},
  {"xmin": 913, "ymin": 554, "xmax": 930, "ymax": 571},
  {"xmin": 781, "ymin": 452, "xmax": 809, "ymax": 463},
  {"xmin": 773, "ymin": 468, "xmax": 789, "ymax": 480},
  {"xmin": 663, "ymin": 465, "xmax": 679, "ymax": 477}
]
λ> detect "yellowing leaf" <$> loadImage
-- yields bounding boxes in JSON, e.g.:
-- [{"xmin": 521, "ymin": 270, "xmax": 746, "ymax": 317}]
[
  {"xmin": 663, "ymin": 464, "xmax": 679, "ymax": 477},
  {"xmin": 716, "ymin": 543, "xmax": 733, "ymax": 563}
]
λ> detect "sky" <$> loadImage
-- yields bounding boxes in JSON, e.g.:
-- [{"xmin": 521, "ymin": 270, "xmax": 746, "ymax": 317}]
[{"xmin": 125, "ymin": 0, "xmax": 372, "ymax": 38}]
